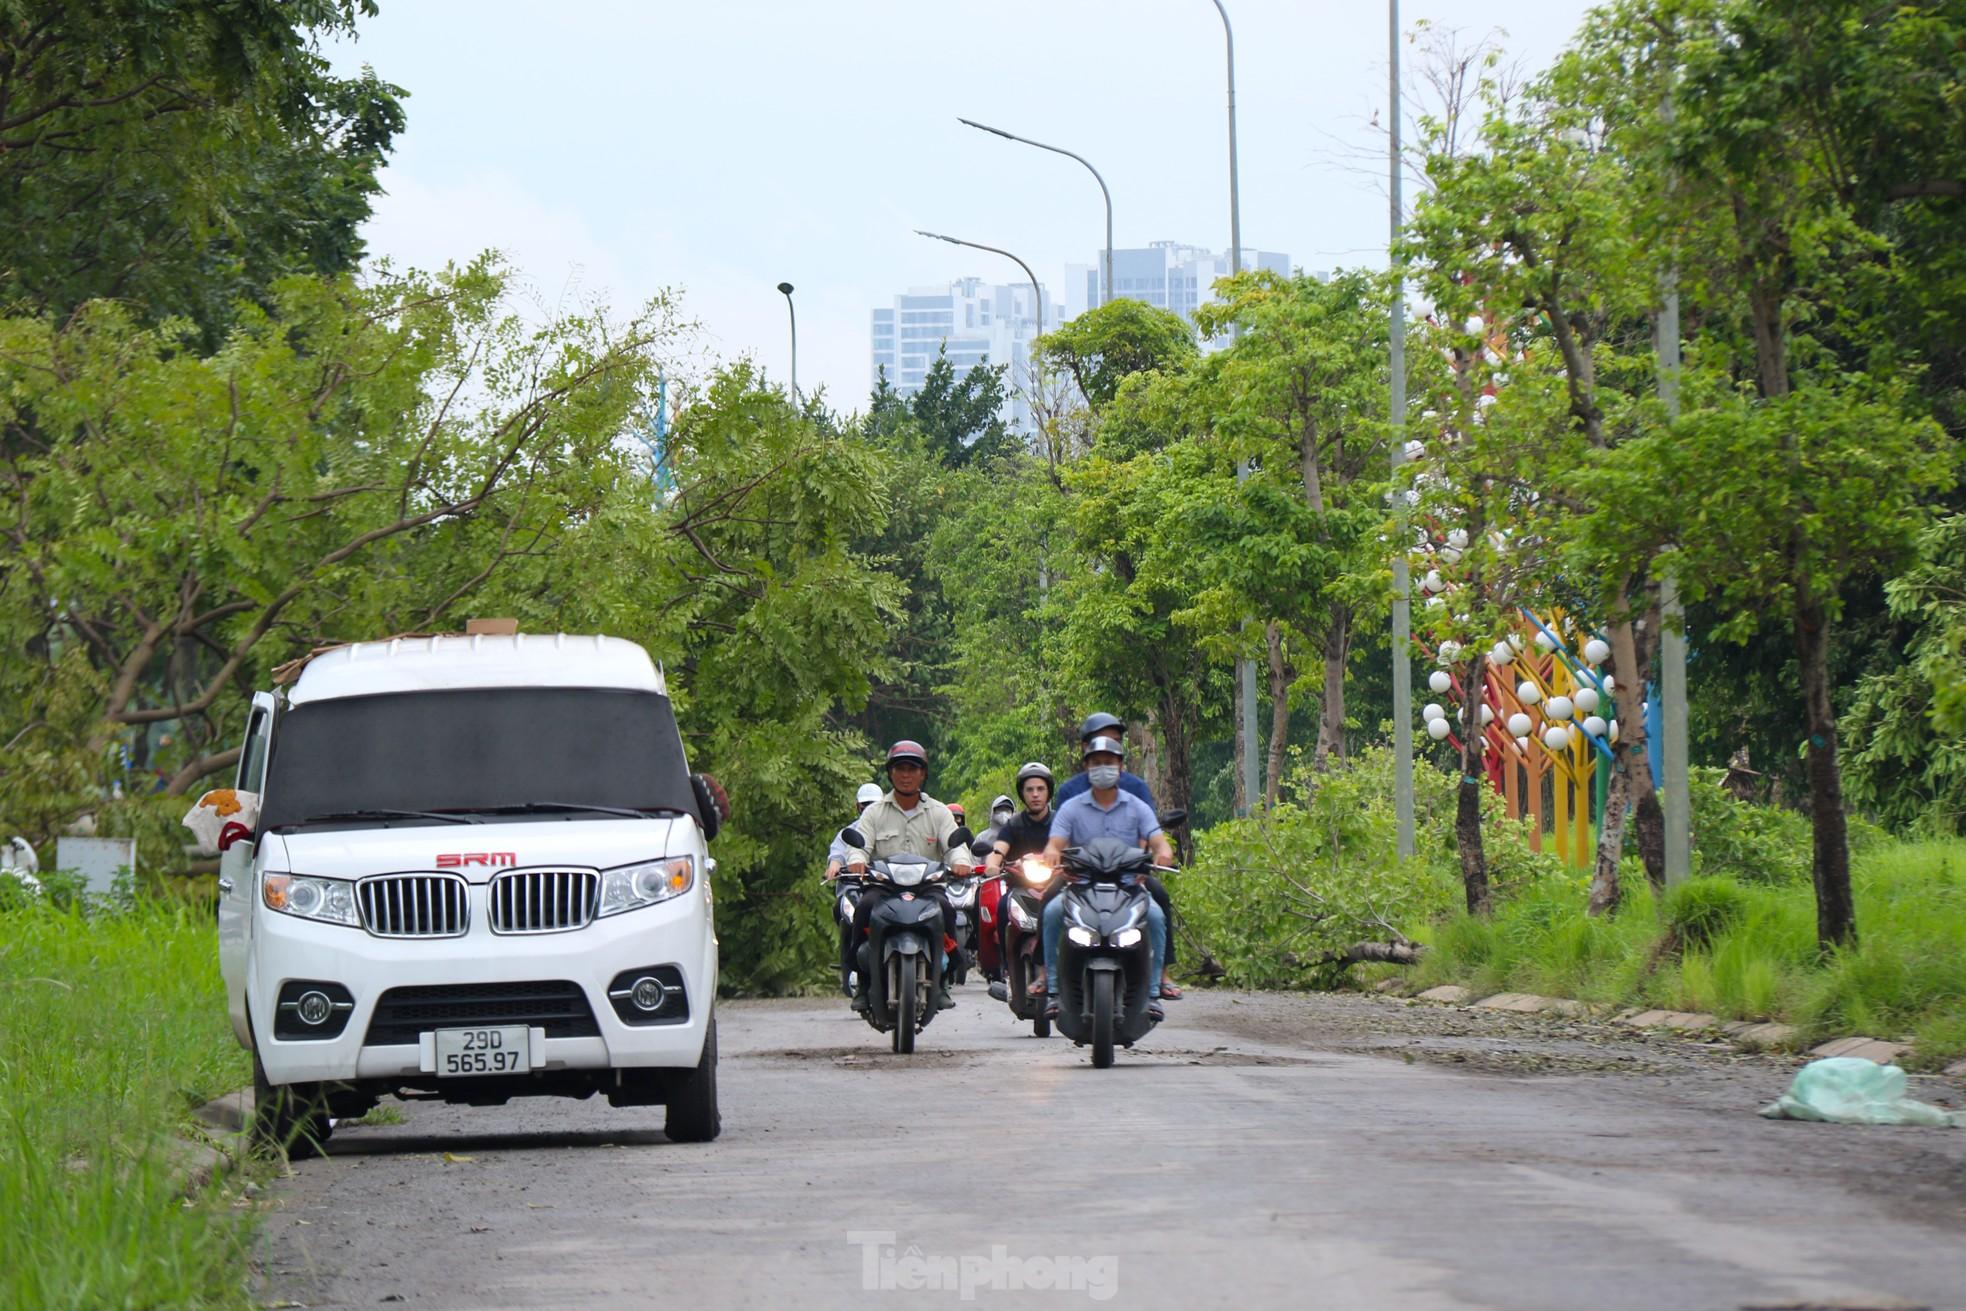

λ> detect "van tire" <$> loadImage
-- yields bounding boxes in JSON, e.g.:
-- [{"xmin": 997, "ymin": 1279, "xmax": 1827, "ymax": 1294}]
[
  {"xmin": 251, "ymin": 1047, "xmax": 331, "ymax": 1160},
  {"xmin": 663, "ymin": 1016, "xmax": 720, "ymax": 1143}
]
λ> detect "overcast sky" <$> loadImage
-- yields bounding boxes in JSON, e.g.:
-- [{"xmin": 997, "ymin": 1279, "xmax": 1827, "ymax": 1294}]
[{"xmin": 324, "ymin": 0, "xmax": 1599, "ymax": 413}]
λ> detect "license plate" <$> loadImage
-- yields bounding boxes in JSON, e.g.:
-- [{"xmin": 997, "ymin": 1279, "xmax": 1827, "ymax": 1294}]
[{"xmin": 433, "ymin": 1025, "xmax": 532, "ymax": 1077}]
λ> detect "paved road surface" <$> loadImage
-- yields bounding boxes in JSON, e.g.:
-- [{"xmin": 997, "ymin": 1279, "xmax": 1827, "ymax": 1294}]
[{"xmin": 260, "ymin": 988, "xmax": 1966, "ymax": 1309}]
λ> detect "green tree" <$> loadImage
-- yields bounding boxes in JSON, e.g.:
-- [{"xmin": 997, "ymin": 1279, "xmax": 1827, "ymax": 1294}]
[
  {"xmin": 908, "ymin": 348, "xmax": 1017, "ymax": 468},
  {"xmin": 0, "ymin": 0, "xmax": 404, "ymax": 340},
  {"xmin": 1037, "ymin": 297, "xmax": 1197, "ymax": 411}
]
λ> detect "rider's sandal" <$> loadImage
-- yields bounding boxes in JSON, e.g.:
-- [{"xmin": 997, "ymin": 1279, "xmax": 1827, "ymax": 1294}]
[
  {"xmin": 1043, "ymin": 997, "xmax": 1060, "ymax": 1021},
  {"xmin": 1159, "ymin": 980, "xmax": 1183, "ymax": 1000},
  {"xmin": 1147, "ymin": 999, "xmax": 1166, "ymax": 1021}
]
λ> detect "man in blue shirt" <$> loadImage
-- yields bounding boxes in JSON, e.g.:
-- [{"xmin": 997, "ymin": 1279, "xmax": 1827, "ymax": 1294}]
[
  {"xmin": 1054, "ymin": 712, "xmax": 1156, "ymax": 808},
  {"xmin": 1040, "ymin": 735, "xmax": 1174, "ymax": 1021}
]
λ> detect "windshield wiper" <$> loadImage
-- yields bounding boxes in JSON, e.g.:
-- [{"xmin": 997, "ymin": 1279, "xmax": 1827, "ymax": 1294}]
[
  {"xmin": 473, "ymin": 802, "xmax": 679, "ymax": 820},
  {"xmin": 287, "ymin": 808, "xmax": 480, "ymax": 827}
]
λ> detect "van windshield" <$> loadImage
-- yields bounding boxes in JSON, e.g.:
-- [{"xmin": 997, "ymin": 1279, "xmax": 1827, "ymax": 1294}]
[{"xmin": 258, "ymin": 687, "xmax": 701, "ymax": 830}]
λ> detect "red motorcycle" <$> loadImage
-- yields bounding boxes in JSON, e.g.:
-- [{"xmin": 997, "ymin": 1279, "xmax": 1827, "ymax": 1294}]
[{"xmin": 990, "ymin": 853, "xmax": 1055, "ymax": 1038}]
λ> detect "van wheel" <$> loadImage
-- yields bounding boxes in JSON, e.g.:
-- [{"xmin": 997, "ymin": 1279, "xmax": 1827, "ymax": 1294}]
[
  {"xmin": 663, "ymin": 1016, "xmax": 721, "ymax": 1143},
  {"xmin": 251, "ymin": 1048, "xmax": 331, "ymax": 1159}
]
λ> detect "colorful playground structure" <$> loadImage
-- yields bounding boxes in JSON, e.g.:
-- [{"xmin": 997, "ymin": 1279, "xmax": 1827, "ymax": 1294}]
[{"xmin": 1419, "ymin": 609, "xmax": 1625, "ymax": 868}]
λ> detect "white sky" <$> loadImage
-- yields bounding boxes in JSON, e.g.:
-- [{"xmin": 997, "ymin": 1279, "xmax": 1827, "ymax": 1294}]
[{"xmin": 324, "ymin": 0, "xmax": 1598, "ymax": 413}]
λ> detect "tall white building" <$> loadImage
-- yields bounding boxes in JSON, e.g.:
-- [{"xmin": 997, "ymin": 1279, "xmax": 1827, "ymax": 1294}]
[
  {"xmin": 1063, "ymin": 241, "xmax": 1293, "ymax": 330},
  {"xmin": 869, "ymin": 276, "xmax": 1058, "ymax": 432}
]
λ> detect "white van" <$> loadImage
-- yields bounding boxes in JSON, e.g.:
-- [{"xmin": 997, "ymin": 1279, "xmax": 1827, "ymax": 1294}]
[{"xmin": 215, "ymin": 633, "xmax": 721, "ymax": 1153}]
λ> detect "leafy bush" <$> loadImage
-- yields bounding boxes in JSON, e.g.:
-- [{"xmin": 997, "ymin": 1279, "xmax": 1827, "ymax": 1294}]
[
  {"xmin": 1169, "ymin": 747, "xmax": 1458, "ymax": 987},
  {"xmin": 1688, "ymin": 767, "xmax": 1815, "ymax": 883},
  {"xmin": 1663, "ymin": 876, "xmax": 1752, "ymax": 950}
]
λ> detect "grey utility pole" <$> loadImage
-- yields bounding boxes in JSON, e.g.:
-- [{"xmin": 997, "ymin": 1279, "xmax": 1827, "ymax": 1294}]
[
  {"xmin": 1389, "ymin": 0, "xmax": 1416, "ymax": 858},
  {"xmin": 1658, "ymin": 282, "xmax": 1691, "ymax": 884},
  {"xmin": 1210, "ymin": 0, "xmax": 1260, "ymax": 818},
  {"xmin": 959, "ymin": 118, "xmax": 1113, "ymax": 310},
  {"xmin": 776, "ymin": 281, "xmax": 798, "ymax": 404}
]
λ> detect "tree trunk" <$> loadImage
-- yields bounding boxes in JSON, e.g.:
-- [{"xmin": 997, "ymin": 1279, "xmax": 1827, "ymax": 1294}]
[
  {"xmin": 1600, "ymin": 606, "xmax": 1666, "ymax": 892},
  {"xmin": 1314, "ymin": 605, "xmax": 1350, "ymax": 770},
  {"xmin": 1263, "ymin": 622, "xmax": 1290, "ymax": 809},
  {"xmin": 1794, "ymin": 590, "xmax": 1856, "ymax": 950},
  {"xmin": 1457, "ymin": 649, "xmax": 1491, "ymax": 915},
  {"xmin": 1157, "ymin": 686, "xmax": 1197, "ymax": 865},
  {"xmin": 1587, "ymin": 763, "xmax": 1627, "ymax": 917}
]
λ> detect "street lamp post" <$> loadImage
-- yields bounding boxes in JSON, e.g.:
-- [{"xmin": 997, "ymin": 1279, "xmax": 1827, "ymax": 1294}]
[
  {"xmin": 958, "ymin": 117, "xmax": 1113, "ymax": 309},
  {"xmin": 1208, "ymin": 0, "xmax": 1259, "ymax": 818},
  {"xmin": 914, "ymin": 228, "xmax": 1046, "ymax": 431},
  {"xmin": 776, "ymin": 281, "xmax": 798, "ymax": 404},
  {"xmin": 1389, "ymin": 0, "xmax": 1416, "ymax": 859}
]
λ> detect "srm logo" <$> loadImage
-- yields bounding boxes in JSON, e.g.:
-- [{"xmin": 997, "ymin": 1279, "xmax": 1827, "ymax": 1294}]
[{"xmin": 436, "ymin": 852, "xmax": 517, "ymax": 868}]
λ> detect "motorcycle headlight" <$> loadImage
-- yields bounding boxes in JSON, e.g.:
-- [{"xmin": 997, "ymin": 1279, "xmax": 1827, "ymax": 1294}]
[
  {"xmin": 889, "ymin": 862, "xmax": 926, "ymax": 888},
  {"xmin": 1066, "ymin": 926, "xmax": 1098, "ymax": 948},
  {"xmin": 1008, "ymin": 898, "xmax": 1037, "ymax": 931},
  {"xmin": 262, "ymin": 872, "xmax": 360, "ymax": 928},
  {"xmin": 599, "ymin": 856, "xmax": 695, "ymax": 917},
  {"xmin": 1114, "ymin": 927, "xmax": 1144, "ymax": 949},
  {"xmin": 1019, "ymin": 860, "xmax": 1052, "ymax": 886}
]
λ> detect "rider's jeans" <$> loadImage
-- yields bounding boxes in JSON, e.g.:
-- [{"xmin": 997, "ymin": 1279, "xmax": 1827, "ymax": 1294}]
[{"xmin": 1042, "ymin": 894, "xmax": 1166, "ymax": 999}]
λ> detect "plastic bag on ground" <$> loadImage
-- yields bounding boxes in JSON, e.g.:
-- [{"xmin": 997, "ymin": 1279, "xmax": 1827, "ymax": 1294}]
[{"xmin": 1759, "ymin": 1056, "xmax": 1961, "ymax": 1127}]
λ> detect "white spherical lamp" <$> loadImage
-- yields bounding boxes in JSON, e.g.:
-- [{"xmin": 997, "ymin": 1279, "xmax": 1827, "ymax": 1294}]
[
  {"xmin": 1567, "ymin": 723, "xmax": 1583, "ymax": 747},
  {"xmin": 1423, "ymin": 702, "xmax": 1445, "ymax": 722},
  {"xmin": 1534, "ymin": 631, "xmax": 1557, "ymax": 653},
  {"xmin": 1515, "ymin": 735, "xmax": 1530, "ymax": 753},
  {"xmin": 1507, "ymin": 712, "xmax": 1532, "ymax": 737},
  {"xmin": 1439, "ymin": 640, "xmax": 1460, "ymax": 662},
  {"xmin": 1608, "ymin": 719, "xmax": 1620, "ymax": 743},
  {"xmin": 1583, "ymin": 715, "xmax": 1608, "ymax": 738},
  {"xmin": 1545, "ymin": 695, "xmax": 1574, "ymax": 721},
  {"xmin": 1601, "ymin": 674, "xmax": 1616, "ymax": 694},
  {"xmin": 1516, "ymin": 681, "xmax": 1542, "ymax": 705},
  {"xmin": 1426, "ymin": 717, "xmax": 1452, "ymax": 741},
  {"xmin": 1479, "ymin": 704, "xmax": 1495, "ymax": 725},
  {"xmin": 1583, "ymin": 638, "xmax": 1611, "ymax": 665},
  {"xmin": 1423, "ymin": 569, "xmax": 1443, "ymax": 593},
  {"xmin": 1490, "ymin": 642, "xmax": 1513, "ymax": 666},
  {"xmin": 1447, "ymin": 528, "xmax": 1469, "ymax": 549},
  {"xmin": 1429, "ymin": 670, "xmax": 1452, "ymax": 694},
  {"xmin": 1573, "ymin": 687, "xmax": 1600, "ymax": 714},
  {"xmin": 1543, "ymin": 726, "xmax": 1570, "ymax": 752}
]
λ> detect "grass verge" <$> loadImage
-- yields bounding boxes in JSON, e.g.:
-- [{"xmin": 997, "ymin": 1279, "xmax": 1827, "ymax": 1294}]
[
  {"xmin": 1397, "ymin": 837, "xmax": 1966, "ymax": 1068},
  {"xmin": 0, "ymin": 896, "xmax": 255, "ymax": 1309}
]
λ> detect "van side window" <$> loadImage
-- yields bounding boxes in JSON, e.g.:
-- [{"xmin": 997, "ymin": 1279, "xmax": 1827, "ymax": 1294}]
[{"xmin": 237, "ymin": 709, "xmax": 270, "ymax": 793}]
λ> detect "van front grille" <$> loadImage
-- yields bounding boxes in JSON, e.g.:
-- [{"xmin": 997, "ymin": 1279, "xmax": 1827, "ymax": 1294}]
[
  {"xmin": 358, "ymin": 873, "xmax": 469, "ymax": 938},
  {"xmin": 489, "ymin": 869, "xmax": 599, "ymax": 934},
  {"xmin": 362, "ymin": 980, "xmax": 600, "ymax": 1046}
]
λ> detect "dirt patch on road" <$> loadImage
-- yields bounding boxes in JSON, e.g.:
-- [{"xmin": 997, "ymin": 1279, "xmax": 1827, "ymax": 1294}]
[{"xmin": 748, "ymin": 1045, "xmax": 984, "ymax": 1071}]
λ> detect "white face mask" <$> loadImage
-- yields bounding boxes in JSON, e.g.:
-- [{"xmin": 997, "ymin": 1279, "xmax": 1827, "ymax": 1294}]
[{"xmin": 1087, "ymin": 765, "xmax": 1121, "ymax": 790}]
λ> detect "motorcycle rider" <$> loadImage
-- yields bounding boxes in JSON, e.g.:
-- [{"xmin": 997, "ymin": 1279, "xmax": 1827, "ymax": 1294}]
[
  {"xmin": 1055, "ymin": 713, "xmax": 1183, "ymax": 1000},
  {"xmin": 981, "ymin": 762, "xmax": 1057, "ymax": 996},
  {"xmin": 826, "ymin": 782, "xmax": 886, "ymax": 995},
  {"xmin": 825, "ymin": 783, "xmax": 885, "ymax": 882},
  {"xmin": 1039, "ymin": 735, "xmax": 1174, "ymax": 1023},
  {"xmin": 979, "ymin": 794, "xmax": 1016, "ymax": 846},
  {"xmin": 1054, "ymin": 713, "xmax": 1156, "ymax": 807},
  {"xmin": 845, "ymin": 740, "xmax": 972, "ymax": 1014}
]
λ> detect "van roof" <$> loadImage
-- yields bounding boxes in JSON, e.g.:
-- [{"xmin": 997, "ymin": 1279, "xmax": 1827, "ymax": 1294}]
[{"xmin": 286, "ymin": 634, "xmax": 666, "ymax": 705}]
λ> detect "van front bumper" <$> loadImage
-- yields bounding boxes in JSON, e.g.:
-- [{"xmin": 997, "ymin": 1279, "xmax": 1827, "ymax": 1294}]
[{"xmin": 247, "ymin": 890, "xmax": 716, "ymax": 1087}]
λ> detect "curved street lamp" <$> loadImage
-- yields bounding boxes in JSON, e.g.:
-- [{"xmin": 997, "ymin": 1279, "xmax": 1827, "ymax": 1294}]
[
  {"xmin": 776, "ymin": 281, "xmax": 798, "ymax": 404},
  {"xmin": 958, "ymin": 117, "xmax": 1113, "ymax": 310},
  {"xmin": 914, "ymin": 228, "xmax": 1050, "ymax": 470}
]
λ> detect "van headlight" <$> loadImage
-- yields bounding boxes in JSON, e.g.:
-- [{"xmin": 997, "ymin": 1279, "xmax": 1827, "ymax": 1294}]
[
  {"xmin": 262, "ymin": 872, "xmax": 360, "ymax": 927},
  {"xmin": 599, "ymin": 856, "xmax": 695, "ymax": 917}
]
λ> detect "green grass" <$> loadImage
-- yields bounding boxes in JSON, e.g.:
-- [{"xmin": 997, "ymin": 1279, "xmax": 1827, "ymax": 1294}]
[
  {"xmin": 1400, "ymin": 838, "xmax": 1966, "ymax": 1067},
  {"xmin": 0, "ymin": 896, "xmax": 255, "ymax": 1310}
]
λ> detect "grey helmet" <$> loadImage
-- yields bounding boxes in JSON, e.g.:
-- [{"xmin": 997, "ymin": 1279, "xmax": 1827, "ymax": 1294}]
[
  {"xmin": 1014, "ymin": 761, "xmax": 1055, "ymax": 798},
  {"xmin": 1081, "ymin": 734, "xmax": 1126, "ymax": 762}
]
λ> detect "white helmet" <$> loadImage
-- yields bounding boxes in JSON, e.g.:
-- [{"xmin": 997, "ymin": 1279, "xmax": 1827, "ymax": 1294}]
[{"xmin": 855, "ymin": 783, "xmax": 883, "ymax": 807}]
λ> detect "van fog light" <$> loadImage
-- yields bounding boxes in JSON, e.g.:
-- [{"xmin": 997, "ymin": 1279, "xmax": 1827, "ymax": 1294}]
[
  {"xmin": 295, "ymin": 990, "xmax": 334, "ymax": 1026},
  {"xmin": 629, "ymin": 976, "xmax": 668, "ymax": 1013}
]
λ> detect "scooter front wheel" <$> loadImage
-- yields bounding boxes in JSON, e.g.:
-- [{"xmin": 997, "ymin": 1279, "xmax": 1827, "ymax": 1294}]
[
  {"xmin": 1090, "ymin": 971, "xmax": 1116, "ymax": 1068},
  {"xmin": 893, "ymin": 955, "xmax": 918, "ymax": 1055}
]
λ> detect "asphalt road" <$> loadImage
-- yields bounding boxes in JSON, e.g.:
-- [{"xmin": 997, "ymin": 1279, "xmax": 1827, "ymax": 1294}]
[{"xmin": 260, "ymin": 987, "xmax": 1966, "ymax": 1310}]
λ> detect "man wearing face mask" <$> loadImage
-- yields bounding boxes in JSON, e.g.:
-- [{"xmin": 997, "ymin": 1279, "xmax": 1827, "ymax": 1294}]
[{"xmin": 1039, "ymin": 735, "xmax": 1176, "ymax": 1022}]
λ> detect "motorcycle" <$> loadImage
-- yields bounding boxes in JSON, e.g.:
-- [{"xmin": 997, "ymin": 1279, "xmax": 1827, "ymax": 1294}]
[
  {"xmin": 1051, "ymin": 837, "xmax": 1167, "ymax": 1067},
  {"xmin": 827, "ymin": 869, "xmax": 867, "ymax": 997},
  {"xmin": 942, "ymin": 869, "xmax": 981, "ymax": 985},
  {"xmin": 838, "ymin": 826, "xmax": 966, "ymax": 1055},
  {"xmin": 995, "ymin": 852, "xmax": 1056, "ymax": 1039}
]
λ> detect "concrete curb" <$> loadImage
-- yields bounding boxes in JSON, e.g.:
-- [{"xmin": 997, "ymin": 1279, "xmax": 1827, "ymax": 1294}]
[
  {"xmin": 1394, "ymin": 986, "xmax": 1962, "ymax": 1070},
  {"xmin": 176, "ymin": 1088, "xmax": 254, "ymax": 1197}
]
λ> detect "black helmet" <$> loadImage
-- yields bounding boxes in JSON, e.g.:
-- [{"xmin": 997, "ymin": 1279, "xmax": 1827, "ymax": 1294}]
[
  {"xmin": 1078, "ymin": 712, "xmax": 1123, "ymax": 742},
  {"xmin": 1081, "ymin": 734, "xmax": 1126, "ymax": 762},
  {"xmin": 1014, "ymin": 761, "xmax": 1055, "ymax": 797}
]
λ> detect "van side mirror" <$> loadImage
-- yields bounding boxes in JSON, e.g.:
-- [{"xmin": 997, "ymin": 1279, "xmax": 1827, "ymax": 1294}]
[
  {"xmin": 839, "ymin": 826, "xmax": 866, "ymax": 850},
  {"xmin": 690, "ymin": 773, "xmax": 728, "ymax": 841},
  {"xmin": 1157, "ymin": 808, "xmax": 1188, "ymax": 830}
]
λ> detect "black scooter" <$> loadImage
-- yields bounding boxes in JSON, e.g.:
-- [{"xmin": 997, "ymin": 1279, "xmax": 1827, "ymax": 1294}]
[
  {"xmin": 827, "ymin": 872, "xmax": 866, "ymax": 997},
  {"xmin": 1052, "ymin": 837, "xmax": 1165, "ymax": 1068},
  {"xmin": 839, "ymin": 826, "xmax": 967, "ymax": 1055}
]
